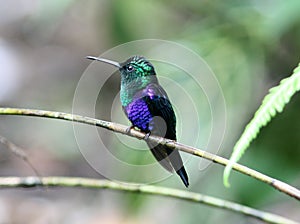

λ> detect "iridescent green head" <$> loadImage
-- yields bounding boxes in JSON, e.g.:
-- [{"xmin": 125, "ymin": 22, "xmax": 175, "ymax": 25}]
[
  {"xmin": 86, "ymin": 55, "xmax": 158, "ymax": 106},
  {"xmin": 86, "ymin": 55, "xmax": 156, "ymax": 79},
  {"xmin": 120, "ymin": 56, "xmax": 156, "ymax": 79}
]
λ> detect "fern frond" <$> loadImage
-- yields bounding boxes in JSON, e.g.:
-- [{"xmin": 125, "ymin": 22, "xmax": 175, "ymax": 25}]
[{"xmin": 224, "ymin": 63, "xmax": 300, "ymax": 187}]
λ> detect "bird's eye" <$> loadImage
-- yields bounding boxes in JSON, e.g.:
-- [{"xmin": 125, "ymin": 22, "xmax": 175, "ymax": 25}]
[{"xmin": 126, "ymin": 65, "xmax": 134, "ymax": 72}]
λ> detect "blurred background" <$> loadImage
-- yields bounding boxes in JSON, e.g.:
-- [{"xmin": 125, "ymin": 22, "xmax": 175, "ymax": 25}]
[{"xmin": 0, "ymin": 0, "xmax": 299, "ymax": 223}]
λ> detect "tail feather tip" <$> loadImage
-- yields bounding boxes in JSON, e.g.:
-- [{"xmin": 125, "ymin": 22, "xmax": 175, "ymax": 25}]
[{"xmin": 176, "ymin": 168, "xmax": 189, "ymax": 188}]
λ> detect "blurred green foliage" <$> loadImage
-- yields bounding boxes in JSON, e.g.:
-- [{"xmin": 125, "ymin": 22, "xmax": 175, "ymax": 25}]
[{"xmin": 0, "ymin": 0, "xmax": 299, "ymax": 223}]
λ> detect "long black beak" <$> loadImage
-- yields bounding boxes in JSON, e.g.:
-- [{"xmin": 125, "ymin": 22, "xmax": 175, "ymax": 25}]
[{"xmin": 86, "ymin": 56, "xmax": 121, "ymax": 68}]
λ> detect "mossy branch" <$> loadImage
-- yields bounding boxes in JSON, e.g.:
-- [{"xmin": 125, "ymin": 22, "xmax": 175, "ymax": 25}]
[
  {"xmin": 0, "ymin": 107, "xmax": 299, "ymax": 201},
  {"xmin": 0, "ymin": 176, "xmax": 298, "ymax": 224}
]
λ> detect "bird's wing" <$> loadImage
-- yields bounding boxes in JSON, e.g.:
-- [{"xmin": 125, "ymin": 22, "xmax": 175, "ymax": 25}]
[
  {"xmin": 142, "ymin": 83, "xmax": 182, "ymax": 172},
  {"xmin": 142, "ymin": 83, "xmax": 176, "ymax": 140}
]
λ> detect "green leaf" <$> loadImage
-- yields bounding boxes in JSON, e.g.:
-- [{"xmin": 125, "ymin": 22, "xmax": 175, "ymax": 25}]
[{"xmin": 224, "ymin": 63, "xmax": 300, "ymax": 187}]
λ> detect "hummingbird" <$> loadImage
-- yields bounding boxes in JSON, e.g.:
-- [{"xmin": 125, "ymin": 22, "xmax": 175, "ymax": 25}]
[{"xmin": 86, "ymin": 55, "xmax": 189, "ymax": 187}]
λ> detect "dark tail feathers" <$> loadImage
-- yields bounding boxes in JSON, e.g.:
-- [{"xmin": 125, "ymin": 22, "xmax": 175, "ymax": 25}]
[
  {"xmin": 146, "ymin": 141, "xmax": 189, "ymax": 188},
  {"xmin": 176, "ymin": 167, "xmax": 189, "ymax": 188}
]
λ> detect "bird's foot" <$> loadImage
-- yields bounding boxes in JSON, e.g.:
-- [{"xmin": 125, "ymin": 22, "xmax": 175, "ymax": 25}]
[
  {"xmin": 143, "ymin": 132, "xmax": 151, "ymax": 140},
  {"xmin": 125, "ymin": 125, "xmax": 135, "ymax": 134},
  {"xmin": 126, "ymin": 126, "xmax": 151, "ymax": 140},
  {"xmin": 165, "ymin": 139, "xmax": 174, "ymax": 144},
  {"xmin": 165, "ymin": 139, "xmax": 176, "ymax": 148}
]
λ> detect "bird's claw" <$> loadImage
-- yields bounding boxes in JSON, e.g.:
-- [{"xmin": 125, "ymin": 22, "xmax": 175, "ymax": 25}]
[
  {"xmin": 143, "ymin": 132, "xmax": 151, "ymax": 140},
  {"xmin": 165, "ymin": 139, "xmax": 176, "ymax": 148},
  {"xmin": 126, "ymin": 125, "xmax": 135, "ymax": 134},
  {"xmin": 126, "ymin": 126, "xmax": 151, "ymax": 140}
]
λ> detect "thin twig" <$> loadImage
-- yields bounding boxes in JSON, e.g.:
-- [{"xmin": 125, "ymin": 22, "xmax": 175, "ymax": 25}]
[
  {"xmin": 0, "ymin": 176, "xmax": 298, "ymax": 224},
  {"xmin": 0, "ymin": 135, "xmax": 41, "ymax": 177},
  {"xmin": 0, "ymin": 107, "xmax": 299, "ymax": 200}
]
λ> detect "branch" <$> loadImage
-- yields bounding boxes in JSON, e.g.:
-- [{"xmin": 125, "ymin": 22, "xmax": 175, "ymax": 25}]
[
  {"xmin": 0, "ymin": 107, "xmax": 299, "ymax": 201},
  {"xmin": 0, "ymin": 176, "xmax": 298, "ymax": 224},
  {"xmin": 0, "ymin": 135, "xmax": 41, "ymax": 177}
]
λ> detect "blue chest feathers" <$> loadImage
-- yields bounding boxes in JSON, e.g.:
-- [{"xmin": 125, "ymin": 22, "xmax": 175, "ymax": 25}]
[{"xmin": 125, "ymin": 99, "xmax": 152, "ymax": 132}]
